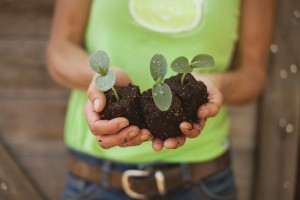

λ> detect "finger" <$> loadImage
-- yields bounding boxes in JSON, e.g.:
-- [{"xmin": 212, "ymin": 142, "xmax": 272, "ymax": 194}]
[
  {"xmin": 180, "ymin": 122, "xmax": 202, "ymax": 138},
  {"xmin": 92, "ymin": 117, "xmax": 129, "ymax": 135},
  {"xmin": 85, "ymin": 100, "xmax": 102, "ymax": 134},
  {"xmin": 96, "ymin": 126, "xmax": 140, "ymax": 149},
  {"xmin": 87, "ymin": 76, "xmax": 107, "ymax": 112},
  {"xmin": 152, "ymin": 138, "xmax": 164, "ymax": 152},
  {"xmin": 198, "ymin": 85, "xmax": 223, "ymax": 119},
  {"xmin": 164, "ymin": 136, "xmax": 186, "ymax": 149},
  {"xmin": 198, "ymin": 102, "xmax": 220, "ymax": 119},
  {"xmin": 199, "ymin": 118, "xmax": 206, "ymax": 131},
  {"xmin": 123, "ymin": 129, "xmax": 153, "ymax": 147},
  {"xmin": 207, "ymin": 88, "xmax": 223, "ymax": 107}
]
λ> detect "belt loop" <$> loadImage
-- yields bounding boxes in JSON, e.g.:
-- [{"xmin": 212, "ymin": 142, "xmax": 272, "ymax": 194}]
[
  {"xmin": 180, "ymin": 163, "xmax": 192, "ymax": 182},
  {"xmin": 102, "ymin": 160, "xmax": 112, "ymax": 188}
]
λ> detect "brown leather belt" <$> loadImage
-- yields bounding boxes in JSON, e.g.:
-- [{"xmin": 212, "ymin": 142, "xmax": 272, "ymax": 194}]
[{"xmin": 67, "ymin": 151, "xmax": 230, "ymax": 199}]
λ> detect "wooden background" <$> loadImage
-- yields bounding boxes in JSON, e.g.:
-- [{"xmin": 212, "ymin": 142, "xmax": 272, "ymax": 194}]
[
  {"xmin": 0, "ymin": 0, "xmax": 298, "ymax": 200},
  {"xmin": 0, "ymin": 0, "xmax": 68, "ymax": 199}
]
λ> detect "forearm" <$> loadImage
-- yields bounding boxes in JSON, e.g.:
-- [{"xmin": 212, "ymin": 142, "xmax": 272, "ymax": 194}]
[
  {"xmin": 193, "ymin": 66, "xmax": 266, "ymax": 105},
  {"xmin": 46, "ymin": 40, "xmax": 132, "ymax": 91},
  {"xmin": 217, "ymin": 67, "xmax": 266, "ymax": 104},
  {"xmin": 46, "ymin": 39, "xmax": 94, "ymax": 91},
  {"xmin": 197, "ymin": 0, "xmax": 275, "ymax": 105}
]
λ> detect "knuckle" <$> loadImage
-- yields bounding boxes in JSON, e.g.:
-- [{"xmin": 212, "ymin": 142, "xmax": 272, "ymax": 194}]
[
  {"xmin": 87, "ymin": 86, "xmax": 93, "ymax": 99},
  {"xmin": 89, "ymin": 123, "xmax": 97, "ymax": 135},
  {"xmin": 143, "ymin": 132, "xmax": 152, "ymax": 140}
]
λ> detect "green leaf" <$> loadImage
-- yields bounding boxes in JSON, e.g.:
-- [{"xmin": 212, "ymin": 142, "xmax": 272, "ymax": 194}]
[
  {"xmin": 95, "ymin": 71, "xmax": 116, "ymax": 92},
  {"xmin": 171, "ymin": 56, "xmax": 192, "ymax": 73},
  {"xmin": 89, "ymin": 50, "xmax": 110, "ymax": 75},
  {"xmin": 150, "ymin": 54, "xmax": 168, "ymax": 83},
  {"xmin": 152, "ymin": 83, "xmax": 172, "ymax": 111},
  {"xmin": 190, "ymin": 54, "xmax": 215, "ymax": 68}
]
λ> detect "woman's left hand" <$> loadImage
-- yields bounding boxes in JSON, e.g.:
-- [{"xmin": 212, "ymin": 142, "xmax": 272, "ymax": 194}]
[{"xmin": 151, "ymin": 74, "xmax": 223, "ymax": 151}]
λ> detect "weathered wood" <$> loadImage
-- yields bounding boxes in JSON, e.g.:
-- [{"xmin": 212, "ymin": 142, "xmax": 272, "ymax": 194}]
[
  {"xmin": 0, "ymin": 40, "xmax": 64, "ymax": 90},
  {"xmin": 231, "ymin": 148, "xmax": 255, "ymax": 200},
  {"xmin": 0, "ymin": 1, "xmax": 71, "ymax": 199},
  {"xmin": 0, "ymin": 138, "xmax": 45, "ymax": 200},
  {"xmin": 229, "ymin": 103, "xmax": 257, "ymax": 149},
  {"xmin": 229, "ymin": 103, "xmax": 257, "ymax": 200},
  {"xmin": 296, "ymin": 148, "xmax": 300, "ymax": 199},
  {"xmin": 254, "ymin": 0, "xmax": 300, "ymax": 199},
  {"xmin": 296, "ymin": 147, "xmax": 300, "ymax": 199},
  {"xmin": 6, "ymin": 139, "xmax": 68, "ymax": 200},
  {"xmin": 0, "ymin": 0, "xmax": 53, "ymax": 36},
  {"xmin": 0, "ymin": 90, "xmax": 68, "ymax": 140},
  {"xmin": 0, "ymin": 0, "xmax": 276, "ymax": 200}
]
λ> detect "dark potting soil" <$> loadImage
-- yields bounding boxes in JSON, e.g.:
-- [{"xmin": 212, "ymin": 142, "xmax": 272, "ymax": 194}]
[
  {"xmin": 100, "ymin": 84, "xmax": 145, "ymax": 128},
  {"xmin": 165, "ymin": 73, "xmax": 208, "ymax": 123},
  {"xmin": 140, "ymin": 89, "xmax": 184, "ymax": 140},
  {"xmin": 100, "ymin": 74, "xmax": 208, "ymax": 140}
]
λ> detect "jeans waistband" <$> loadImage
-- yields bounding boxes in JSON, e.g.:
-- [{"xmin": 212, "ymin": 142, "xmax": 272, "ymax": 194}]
[{"xmin": 68, "ymin": 148, "xmax": 183, "ymax": 172}]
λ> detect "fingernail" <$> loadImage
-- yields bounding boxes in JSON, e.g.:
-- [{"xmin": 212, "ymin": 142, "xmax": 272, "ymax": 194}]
[
  {"xmin": 119, "ymin": 122, "xmax": 129, "ymax": 129},
  {"xmin": 129, "ymin": 130, "xmax": 139, "ymax": 138},
  {"xmin": 194, "ymin": 124, "xmax": 202, "ymax": 132},
  {"xmin": 93, "ymin": 99, "xmax": 101, "ymax": 111},
  {"xmin": 186, "ymin": 124, "xmax": 193, "ymax": 131}
]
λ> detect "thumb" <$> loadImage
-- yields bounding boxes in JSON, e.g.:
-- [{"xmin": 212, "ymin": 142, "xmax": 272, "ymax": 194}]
[{"xmin": 87, "ymin": 75, "xmax": 106, "ymax": 112}]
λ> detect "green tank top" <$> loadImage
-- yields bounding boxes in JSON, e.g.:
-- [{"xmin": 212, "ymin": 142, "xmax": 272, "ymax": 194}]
[{"xmin": 65, "ymin": 0, "xmax": 240, "ymax": 163}]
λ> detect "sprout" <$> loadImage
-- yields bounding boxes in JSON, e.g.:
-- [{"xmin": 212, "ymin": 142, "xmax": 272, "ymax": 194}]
[
  {"xmin": 150, "ymin": 54, "xmax": 172, "ymax": 111},
  {"xmin": 89, "ymin": 50, "xmax": 120, "ymax": 101},
  {"xmin": 171, "ymin": 54, "xmax": 215, "ymax": 85}
]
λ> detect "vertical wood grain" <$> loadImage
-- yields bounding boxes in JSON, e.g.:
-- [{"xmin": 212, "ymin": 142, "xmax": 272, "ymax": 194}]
[{"xmin": 254, "ymin": 0, "xmax": 300, "ymax": 199}]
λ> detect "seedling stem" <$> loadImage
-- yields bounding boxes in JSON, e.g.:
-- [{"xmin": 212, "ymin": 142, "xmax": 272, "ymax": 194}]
[{"xmin": 111, "ymin": 86, "xmax": 120, "ymax": 101}]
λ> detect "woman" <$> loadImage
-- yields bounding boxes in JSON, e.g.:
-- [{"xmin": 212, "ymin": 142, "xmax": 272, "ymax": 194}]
[{"xmin": 47, "ymin": 0, "xmax": 275, "ymax": 199}]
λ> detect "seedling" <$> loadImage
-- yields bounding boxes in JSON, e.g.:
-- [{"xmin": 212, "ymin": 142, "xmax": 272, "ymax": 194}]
[
  {"xmin": 171, "ymin": 54, "xmax": 215, "ymax": 85},
  {"xmin": 150, "ymin": 54, "xmax": 172, "ymax": 111},
  {"xmin": 89, "ymin": 50, "xmax": 120, "ymax": 101}
]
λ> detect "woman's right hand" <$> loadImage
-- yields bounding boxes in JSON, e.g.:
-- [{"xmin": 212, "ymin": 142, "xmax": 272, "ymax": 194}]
[{"xmin": 85, "ymin": 68, "xmax": 153, "ymax": 149}]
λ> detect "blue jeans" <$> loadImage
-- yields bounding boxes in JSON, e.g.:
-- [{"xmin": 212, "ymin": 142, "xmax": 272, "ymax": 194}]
[{"xmin": 60, "ymin": 150, "xmax": 237, "ymax": 200}]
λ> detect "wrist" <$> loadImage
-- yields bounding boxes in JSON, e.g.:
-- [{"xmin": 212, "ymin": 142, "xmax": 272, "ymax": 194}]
[
  {"xmin": 110, "ymin": 67, "xmax": 132, "ymax": 86},
  {"xmin": 192, "ymin": 72, "xmax": 223, "ymax": 91}
]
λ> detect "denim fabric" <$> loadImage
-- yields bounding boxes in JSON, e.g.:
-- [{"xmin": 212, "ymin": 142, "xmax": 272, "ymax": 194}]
[{"xmin": 59, "ymin": 150, "xmax": 237, "ymax": 200}]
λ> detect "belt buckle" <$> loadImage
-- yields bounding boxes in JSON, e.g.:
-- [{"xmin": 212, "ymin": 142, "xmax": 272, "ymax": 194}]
[{"xmin": 122, "ymin": 170, "xmax": 167, "ymax": 199}]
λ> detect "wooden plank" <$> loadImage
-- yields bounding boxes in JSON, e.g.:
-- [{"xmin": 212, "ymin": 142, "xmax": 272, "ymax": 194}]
[
  {"xmin": 4, "ymin": 139, "xmax": 68, "ymax": 200},
  {"xmin": 0, "ymin": 40, "xmax": 65, "ymax": 90},
  {"xmin": 0, "ymin": 0, "xmax": 53, "ymax": 36},
  {"xmin": 0, "ymin": 138, "xmax": 45, "ymax": 200},
  {"xmin": 0, "ymin": 89, "xmax": 69, "ymax": 199},
  {"xmin": 229, "ymin": 103, "xmax": 257, "ymax": 149},
  {"xmin": 231, "ymin": 148, "xmax": 254, "ymax": 200},
  {"xmin": 19, "ymin": 156, "xmax": 67, "ymax": 200},
  {"xmin": 0, "ymin": 90, "xmax": 69, "ymax": 140},
  {"xmin": 254, "ymin": 0, "xmax": 300, "ymax": 199},
  {"xmin": 229, "ymin": 103, "xmax": 257, "ymax": 200},
  {"xmin": 296, "ymin": 146, "xmax": 300, "ymax": 199}
]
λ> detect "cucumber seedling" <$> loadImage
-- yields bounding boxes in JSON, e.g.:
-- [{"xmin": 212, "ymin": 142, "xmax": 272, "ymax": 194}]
[
  {"xmin": 89, "ymin": 50, "xmax": 145, "ymax": 128},
  {"xmin": 141, "ymin": 54, "xmax": 184, "ymax": 140},
  {"xmin": 89, "ymin": 50, "xmax": 120, "ymax": 101},
  {"xmin": 150, "ymin": 54, "xmax": 172, "ymax": 111},
  {"xmin": 171, "ymin": 54, "xmax": 215, "ymax": 85}
]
